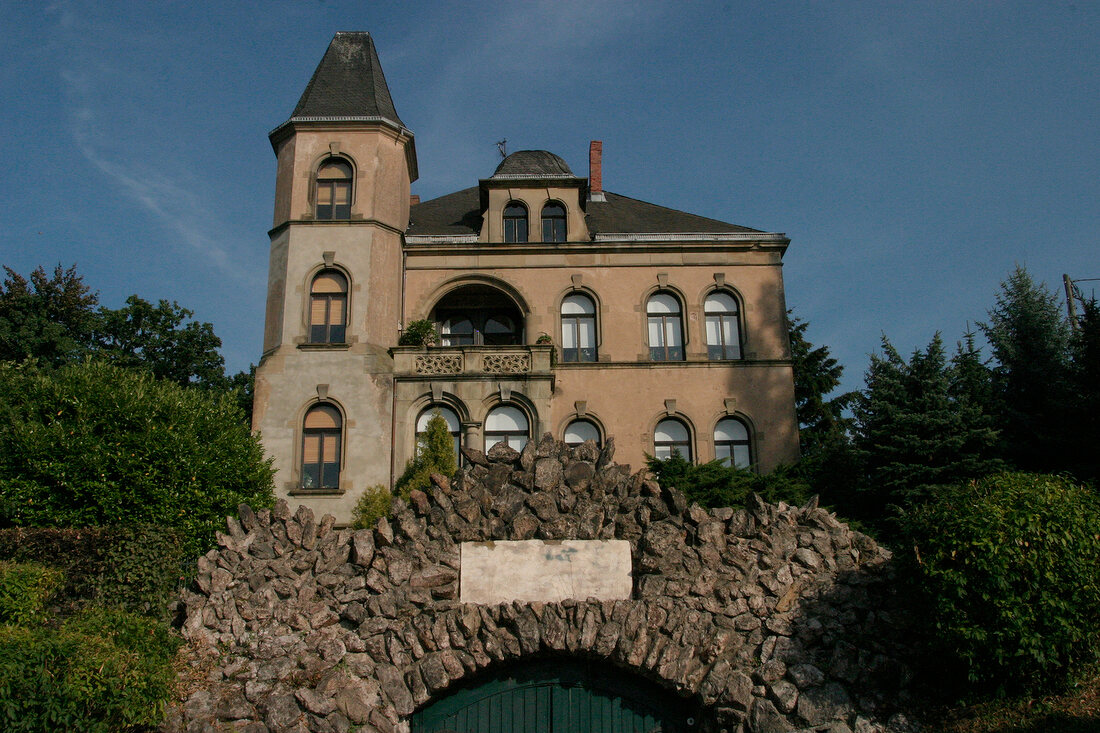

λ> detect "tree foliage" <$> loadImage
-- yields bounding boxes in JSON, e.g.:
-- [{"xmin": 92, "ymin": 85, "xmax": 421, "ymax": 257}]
[
  {"xmin": 787, "ymin": 311, "xmax": 857, "ymax": 456},
  {"xmin": 0, "ymin": 360, "xmax": 274, "ymax": 556},
  {"xmin": 0, "ymin": 265, "xmax": 99, "ymax": 367},
  {"xmin": 646, "ymin": 453, "xmax": 810, "ymax": 510},
  {"xmin": 394, "ymin": 411, "xmax": 457, "ymax": 499}
]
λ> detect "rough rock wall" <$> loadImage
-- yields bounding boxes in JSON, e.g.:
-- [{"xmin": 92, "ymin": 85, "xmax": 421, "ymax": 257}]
[{"xmin": 165, "ymin": 436, "xmax": 918, "ymax": 733}]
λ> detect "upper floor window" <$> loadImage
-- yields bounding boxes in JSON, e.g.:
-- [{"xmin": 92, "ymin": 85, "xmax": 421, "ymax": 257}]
[
  {"xmin": 647, "ymin": 292, "xmax": 684, "ymax": 361},
  {"xmin": 654, "ymin": 418, "xmax": 691, "ymax": 461},
  {"xmin": 541, "ymin": 203, "xmax": 566, "ymax": 242},
  {"xmin": 417, "ymin": 406, "xmax": 462, "ymax": 465},
  {"xmin": 310, "ymin": 270, "xmax": 348, "ymax": 343},
  {"xmin": 705, "ymin": 292, "xmax": 741, "ymax": 360},
  {"xmin": 316, "ymin": 159, "xmax": 352, "ymax": 220},
  {"xmin": 440, "ymin": 318, "xmax": 475, "ymax": 346},
  {"xmin": 564, "ymin": 419, "xmax": 601, "ymax": 447},
  {"xmin": 302, "ymin": 403, "xmax": 342, "ymax": 489},
  {"xmin": 561, "ymin": 293, "xmax": 597, "ymax": 362},
  {"xmin": 485, "ymin": 405, "xmax": 529, "ymax": 451},
  {"xmin": 503, "ymin": 202, "xmax": 528, "ymax": 243},
  {"xmin": 715, "ymin": 417, "xmax": 751, "ymax": 469}
]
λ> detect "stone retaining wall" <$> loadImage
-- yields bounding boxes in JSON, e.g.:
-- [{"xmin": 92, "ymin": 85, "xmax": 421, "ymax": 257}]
[{"xmin": 165, "ymin": 436, "xmax": 918, "ymax": 733}]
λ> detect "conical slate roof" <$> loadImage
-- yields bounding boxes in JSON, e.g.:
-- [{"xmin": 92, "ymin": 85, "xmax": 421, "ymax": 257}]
[{"xmin": 290, "ymin": 32, "xmax": 404, "ymax": 127}]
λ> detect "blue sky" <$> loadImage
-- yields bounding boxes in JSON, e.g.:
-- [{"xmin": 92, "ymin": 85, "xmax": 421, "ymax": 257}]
[{"xmin": 2, "ymin": 1, "xmax": 1097, "ymax": 393}]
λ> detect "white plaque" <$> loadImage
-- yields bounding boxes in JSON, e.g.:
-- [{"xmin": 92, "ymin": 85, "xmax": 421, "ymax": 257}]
[{"xmin": 460, "ymin": 540, "xmax": 633, "ymax": 604}]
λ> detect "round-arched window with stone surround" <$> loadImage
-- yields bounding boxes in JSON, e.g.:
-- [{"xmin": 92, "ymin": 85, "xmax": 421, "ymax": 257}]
[
  {"xmin": 647, "ymin": 292, "xmax": 685, "ymax": 362},
  {"xmin": 714, "ymin": 417, "xmax": 751, "ymax": 468},
  {"xmin": 704, "ymin": 291, "xmax": 741, "ymax": 360},
  {"xmin": 416, "ymin": 405, "xmax": 462, "ymax": 464},
  {"xmin": 301, "ymin": 403, "xmax": 342, "ymax": 489},
  {"xmin": 561, "ymin": 292, "xmax": 597, "ymax": 363},
  {"xmin": 309, "ymin": 269, "xmax": 348, "ymax": 344},
  {"xmin": 503, "ymin": 202, "xmax": 528, "ymax": 243},
  {"xmin": 564, "ymin": 418, "xmax": 602, "ymax": 447},
  {"xmin": 315, "ymin": 158, "xmax": 352, "ymax": 220},
  {"xmin": 654, "ymin": 418, "xmax": 691, "ymax": 461},
  {"xmin": 541, "ymin": 202, "xmax": 566, "ymax": 242},
  {"xmin": 485, "ymin": 405, "xmax": 529, "ymax": 451}
]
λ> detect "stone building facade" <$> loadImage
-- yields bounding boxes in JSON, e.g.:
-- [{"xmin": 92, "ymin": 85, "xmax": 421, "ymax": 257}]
[{"xmin": 253, "ymin": 32, "xmax": 801, "ymax": 522}]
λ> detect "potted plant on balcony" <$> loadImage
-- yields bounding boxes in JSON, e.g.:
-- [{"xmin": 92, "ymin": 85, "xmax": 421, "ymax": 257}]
[{"xmin": 399, "ymin": 319, "xmax": 437, "ymax": 347}]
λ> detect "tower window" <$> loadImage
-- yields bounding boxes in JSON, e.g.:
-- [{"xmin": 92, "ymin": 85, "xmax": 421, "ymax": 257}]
[
  {"xmin": 302, "ymin": 403, "xmax": 342, "ymax": 489},
  {"xmin": 316, "ymin": 159, "xmax": 352, "ymax": 220},
  {"xmin": 541, "ymin": 202, "xmax": 566, "ymax": 242},
  {"xmin": 705, "ymin": 292, "xmax": 741, "ymax": 360},
  {"xmin": 309, "ymin": 270, "xmax": 348, "ymax": 343},
  {"xmin": 647, "ymin": 292, "xmax": 685, "ymax": 361},
  {"xmin": 561, "ymin": 293, "xmax": 597, "ymax": 362},
  {"xmin": 503, "ymin": 202, "xmax": 528, "ymax": 243}
]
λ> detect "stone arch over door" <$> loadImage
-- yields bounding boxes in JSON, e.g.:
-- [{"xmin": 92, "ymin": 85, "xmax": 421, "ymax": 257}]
[{"xmin": 410, "ymin": 657, "xmax": 700, "ymax": 732}]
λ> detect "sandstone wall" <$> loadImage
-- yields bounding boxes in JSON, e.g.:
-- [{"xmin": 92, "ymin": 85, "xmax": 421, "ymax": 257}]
[{"xmin": 166, "ymin": 436, "xmax": 918, "ymax": 733}]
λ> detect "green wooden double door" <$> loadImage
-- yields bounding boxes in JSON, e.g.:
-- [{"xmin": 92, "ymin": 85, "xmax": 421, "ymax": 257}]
[{"xmin": 410, "ymin": 659, "xmax": 697, "ymax": 733}]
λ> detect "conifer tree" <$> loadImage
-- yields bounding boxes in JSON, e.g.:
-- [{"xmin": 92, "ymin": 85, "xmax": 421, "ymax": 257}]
[
  {"xmin": 1068, "ymin": 298, "xmax": 1100, "ymax": 481},
  {"xmin": 787, "ymin": 312, "xmax": 857, "ymax": 456},
  {"xmin": 394, "ymin": 411, "xmax": 457, "ymax": 498},
  {"xmin": 980, "ymin": 267, "xmax": 1072, "ymax": 472}
]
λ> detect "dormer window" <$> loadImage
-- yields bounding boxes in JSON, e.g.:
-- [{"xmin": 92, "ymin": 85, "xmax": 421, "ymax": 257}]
[
  {"xmin": 503, "ymin": 202, "xmax": 528, "ymax": 243},
  {"xmin": 316, "ymin": 159, "xmax": 352, "ymax": 220},
  {"xmin": 541, "ymin": 203, "xmax": 566, "ymax": 242}
]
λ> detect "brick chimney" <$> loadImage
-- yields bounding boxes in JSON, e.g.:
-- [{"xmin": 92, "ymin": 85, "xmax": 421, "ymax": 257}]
[
  {"xmin": 588, "ymin": 140, "xmax": 605, "ymax": 202},
  {"xmin": 409, "ymin": 194, "xmax": 420, "ymax": 206}
]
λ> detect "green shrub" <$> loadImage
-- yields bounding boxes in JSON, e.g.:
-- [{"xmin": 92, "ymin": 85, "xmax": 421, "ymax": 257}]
[
  {"xmin": 0, "ymin": 608, "xmax": 178, "ymax": 731},
  {"xmin": 398, "ymin": 319, "xmax": 437, "ymax": 346},
  {"xmin": 0, "ymin": 360, "xmax": 274, "ymax": 556},
  {"xmin": 93, "ymin": 525, "xmax": 187, "ymax": 618},
  {"xmin": 646, "ymin": 453, "xmax": 811, "ymax": 509},
  {"xmin": 0, "ymin": 562, "xmax": 63, "ymax": 626},
  {"xmin": 351, "ymin": 484, "xmax": 393, "ymax": 529},
  {"xmin": 395, "ymin": 411, "xmax": 457, "ymax": 499},
  {"xmin": 900, "ymin": 472, "xmax": 1100, "ymax": 693}
]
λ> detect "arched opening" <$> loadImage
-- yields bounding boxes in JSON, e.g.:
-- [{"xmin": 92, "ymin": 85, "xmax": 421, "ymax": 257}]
[
  {"xmin": 410, "ymin": 659, "xmax": 699, "ymax": 732},
  {"xmin": 432, "ymin": 284, "xmax": 525, "ymax": 346}
]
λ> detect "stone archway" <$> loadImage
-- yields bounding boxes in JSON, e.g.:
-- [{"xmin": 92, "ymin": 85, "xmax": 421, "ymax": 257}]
[
  {"xmin": 168, "ymin": 436, "xmax": 916, "ymax": 733},
  {"xmin": 411, "ymin": 657, "xmax": 699, "ymax": 732}
]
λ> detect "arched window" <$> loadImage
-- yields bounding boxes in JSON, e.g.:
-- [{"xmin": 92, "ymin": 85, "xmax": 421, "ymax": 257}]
[
  {"xmin": 503, "ymin": 202, "xmax": 528, "ymax": 243},
  {"xmin": 541, "ymin": 202, "xmax": 566, "ymax": 242},
  {"xmin": 564, "ymin": 419, "xmax": 601, "ymax": 447},
  {"xmin": 715, "ymin": 417, "xmax": 751, "ymax": 468},
  {"xmin": 705, "ymin": 292, "xmax": 741, "ymax": 360},
  {"xmin": 561, "ymin": 293, "xmax": 597, "ymax": 362},
  {"xmin": 309, "ymin": 270, "xmax": 348, "ymax": 343},
  {"xmin": 416, "ymin": 406, "xmax": 461, "ymax": 464},
  {"xmin": 654, "ymin": 418, "xmax": 691, "ymax": 461},
  {"xmin": 647, "ymin": 293, "xmax": 684, "ymax": 361},
  {"xmin": 302, "ymin": 403, "xmax": 342, "ymax": 489},
  {"xmin": 440, "ymin": 318, "xmax": 474, "ymax": 346},
  {"xmin": 485, "ymin": 405, "xmax": 529, "ymax": 451},
  {"xmin": 316, "ymin": 159, "xmax": 352, "ymax": 220}
]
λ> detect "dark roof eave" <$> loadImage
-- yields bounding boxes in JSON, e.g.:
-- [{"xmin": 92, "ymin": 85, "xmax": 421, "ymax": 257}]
[{"xmin": 268, "ymin": 117, "xmax": 418, "ymax": 182}]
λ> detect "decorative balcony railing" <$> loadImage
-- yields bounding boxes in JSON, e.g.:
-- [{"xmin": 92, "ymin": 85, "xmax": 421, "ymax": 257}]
[{"xmin": 391, "ymin": 345, "xmax": 553, "ymax": 377}]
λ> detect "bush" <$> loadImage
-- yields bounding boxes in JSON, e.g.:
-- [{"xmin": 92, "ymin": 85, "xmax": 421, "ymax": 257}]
[
  {"xmin": 0, "ymin": 608, "xmax": 178, "ymax": 731},
  {"xmin": 0, "ymin": 526, "xmax": 187, "ymax": 616},
  {"xmin": 351, "ymin": 484, "xmax": 393, "ymax": 529},
  {"xmin": 0, "ymin": 562, "xmax": 63, "ymax": 626},
  {"xmin": 398, "ymin": 319, "xmax": 437, "ymax": 346},
  {"xmin": 646, "ymin": 453, "xmax": 811, "ymax": 510},
  {"xmin": 0, "ymin": 360, "xmax": 274, "ymax": 556},
  {"xmin": 900, "ymin": 473, "xmax": 1100, "ymax": 693}
]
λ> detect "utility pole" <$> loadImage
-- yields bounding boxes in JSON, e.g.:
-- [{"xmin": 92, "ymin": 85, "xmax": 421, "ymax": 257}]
[{"xmin": 1065, "ymin": 274, "xmax": 1079, "ymax": 331}]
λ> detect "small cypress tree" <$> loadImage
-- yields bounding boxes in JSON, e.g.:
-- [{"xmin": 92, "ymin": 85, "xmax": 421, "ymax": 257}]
[{"xmin": 394, "ymin": 411, "xmax": 457, "ymax": 499}]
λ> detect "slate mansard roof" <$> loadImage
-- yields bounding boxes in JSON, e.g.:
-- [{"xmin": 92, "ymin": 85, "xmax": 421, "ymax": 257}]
[{"xmin": 287, "ymin": 32, "xmax": 405, "ymax": 128}]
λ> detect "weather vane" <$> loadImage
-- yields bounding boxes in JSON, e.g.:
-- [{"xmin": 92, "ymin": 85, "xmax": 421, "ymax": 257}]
[{"xmin": 496, "ymin": 139, "xmax": 507, "ymax": 159}]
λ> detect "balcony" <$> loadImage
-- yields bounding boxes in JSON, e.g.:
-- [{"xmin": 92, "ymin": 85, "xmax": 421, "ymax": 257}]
[{"xmin": 391, "ymin": 344, "xmax": 554, "ymax": 377}]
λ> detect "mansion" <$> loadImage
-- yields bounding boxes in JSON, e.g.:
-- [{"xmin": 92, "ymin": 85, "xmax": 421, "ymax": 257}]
[{"xmin": 252, "ymin": 32, "xmax": 800, "ymax": 521}]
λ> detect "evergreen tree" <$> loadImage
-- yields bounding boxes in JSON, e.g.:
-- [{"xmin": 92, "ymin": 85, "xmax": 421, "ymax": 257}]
[
  {"xmin": 787, "ymin": 312, "xmax": 857, "ymax": 456},
  {"xmin": 1068, "ymin": 298, "xmax": 1100, "ymax": 481},
  {"xmin": 980, "ymin": 267, "xmax": 1073, "ymax": 472},
  {"xmin": 948, "ymin": 329, "xmax": 1004, "ymax": 479},
  {"xmin": 854, "ymin": 334, "xmax": 1001, "ymax": 521},
  {"xmin": 394, "ymin": 411, "xmax": 457, "ymax": 499}
]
